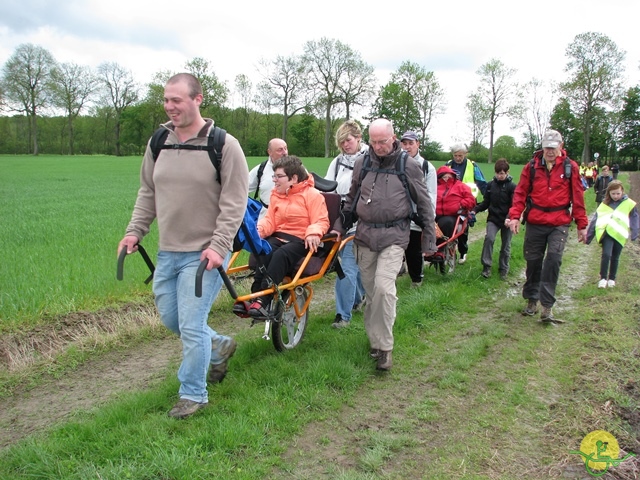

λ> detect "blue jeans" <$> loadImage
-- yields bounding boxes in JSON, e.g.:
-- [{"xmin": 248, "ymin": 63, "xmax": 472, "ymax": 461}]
[
  {"xmin": 335, "ymin": 239, "xmax": 365, "ymax": 321},
  {"xmin": 153, "ymin": 250, "xmax": 232, "ymax": 404}
]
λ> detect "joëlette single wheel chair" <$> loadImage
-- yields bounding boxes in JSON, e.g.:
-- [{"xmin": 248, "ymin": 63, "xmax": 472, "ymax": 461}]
[
  {"xmin": 117, "ymin": 173, "xmax": 353, "ymax": 352},
  {"xmin": 424, "ymin": 211, "xmax": 469, "ymax": 275},
  {"xmin": 217, "ymin": 173, "xmax": 351, "ymax": 351}
]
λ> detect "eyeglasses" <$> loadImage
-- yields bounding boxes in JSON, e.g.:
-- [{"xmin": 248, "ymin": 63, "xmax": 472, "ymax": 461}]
[
  {"xmin": 370, "ymin": 137, "xmax": 392, "ymax": 147},
  {"xmin": 272, "ymin": 174, "xmax": 288, "ymax": 180}
]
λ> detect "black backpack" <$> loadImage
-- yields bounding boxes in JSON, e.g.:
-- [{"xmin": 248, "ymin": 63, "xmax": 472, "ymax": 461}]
[
  {"xmin": 350, "ymin": 151, "xmax": 424, "ymax": 228},
  {"xmin": 149, "ymin": 126, "xmax": 226, "ymax": 182}
]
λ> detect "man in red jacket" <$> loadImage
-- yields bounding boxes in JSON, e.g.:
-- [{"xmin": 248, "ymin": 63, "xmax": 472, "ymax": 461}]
[{"xmin": 505, "ymin": 130, "xmax": 588, "ymax": 323}]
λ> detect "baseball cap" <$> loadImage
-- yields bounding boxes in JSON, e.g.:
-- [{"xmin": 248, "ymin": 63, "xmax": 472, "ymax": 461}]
[
  {"xmin": 401, "ymin": 131, "xmax": 419, "ymax": 142},
  {"xmin": 541, "ymin": 130, "xmax": 563, "ymax": 149}
]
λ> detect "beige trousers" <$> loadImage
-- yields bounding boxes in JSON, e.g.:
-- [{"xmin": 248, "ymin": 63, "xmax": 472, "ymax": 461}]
[{"xmin": 355, "ymin": 243, "xmax": 404, "ymax": 352}]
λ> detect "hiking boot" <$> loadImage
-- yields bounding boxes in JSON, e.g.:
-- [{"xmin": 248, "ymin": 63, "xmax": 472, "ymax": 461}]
[
  {"xmin": 607, "ymin": 279, "xmax": 616, "ymax": 288},
  {"xmin": 168, "ymin": 399, "xmax": 206, "ymax": 419},
  {"xmin": 597, "ymin": 278, "xmax": 607, "ymax": 288},
  {"xmin": 522, "ymin": 300, "xmax": 538, "ymax": 316},
  {"xmin": 481, "ymin": 266, "xmax": 491, "ymax": 278},
  {"xmin": 411, "ymin": 281, "xmax": 422, "ymax": 288},
  {"xmin": 376, "ymin": 350, "xmax": 392, "ymax": 371},
  {"xmin": 370, "ymin": 348, "xmax": 381, "ymax": 359},
  {"xmin": 499, "ymin": 271, "xmax": 508, "ymax": 281},
  {"xmin": 331, "ymin": 315, "xmax": 350, "ymax": 329},
  {"xmin": 540, "ymin": 306, "xmax": 565, "ymax": 324},
  {"xmin": 458, "ymin": 254, "xmax": 467, "ymax": 265},
  {"xmin": 208, "ymin": 337, "xmax": 237, "ymax": 384}
]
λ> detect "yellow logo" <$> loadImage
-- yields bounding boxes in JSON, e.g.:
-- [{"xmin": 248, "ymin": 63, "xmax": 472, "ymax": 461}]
[{"xmin": 570, "ymin": 430, "xmax": 635, "ymax": 477}]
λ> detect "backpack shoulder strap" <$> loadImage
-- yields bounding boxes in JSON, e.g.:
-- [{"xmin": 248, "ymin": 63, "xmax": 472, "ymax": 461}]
[
  {"xmin": 150, "ymin": 128, "xmax": 170, "ymax": 162},
  {"xmin": 254, "ymin": 159, "xmax": 269, "ymax": 201},
  {"xmin": 149, "ymin": 126, "xmax": 226, "ymax": 183},
  {"xmin": 208, "ymin": 126, "xmax": 226, "ymax": 183}
]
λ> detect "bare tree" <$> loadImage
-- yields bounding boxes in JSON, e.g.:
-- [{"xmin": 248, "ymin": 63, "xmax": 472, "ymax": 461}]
[
  {"xmin": 336, "ymin": 57, "xmax": 376, "ymax": 120},
  {"xmin": 474, "ymin": 58, "xmax": 523, "ymax": 163},
  {"xmin": 97, "ymin": 62, "xmax": 139, "ymax": 156},
  {"xmin": 1, "ymin": 43, "xmax": 56, "ymax": 155},
  {"xmin": 49, "ymin": 63, "xmax": 99, "ymax": 154},
  {"xmin": 258, "ymin": 54, "xmax": 314, "ymax": 140},
  {"xmin": 303, "ymin": 38, "xmax": 372, "ymax": 157},
  {"xmin": 465, "ymin": 92, "xmax": 489, "ymax": 147},
  {"xmin": 523, "ymin": 78, "xmax": 557, "ymax": 144},
  {"xmin": 414, "ymin": 71, "xmax": 446, "ymax": 141},
  {"xmin": 560, "ymin": 32, "xmax": 626, "ymax": 163},
  {"xmin": 234, "ymin": 74, "xmax": 253, "ymax": 144}
]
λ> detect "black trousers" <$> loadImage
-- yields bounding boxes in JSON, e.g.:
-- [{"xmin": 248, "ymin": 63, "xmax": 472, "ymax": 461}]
[
  {"xmin": 405, "ymin": 229, "xmax": 424, "ymax": 282},
  {"xmin": 251, "ymin": 236, "xmax": 307, "ymax": 298}
]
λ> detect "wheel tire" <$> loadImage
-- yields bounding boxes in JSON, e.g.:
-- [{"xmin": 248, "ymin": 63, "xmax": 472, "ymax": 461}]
[
  {"xmin": 272, "ymin": 286, "xmax": 309, "ymax": 352},
  {"xmin": 444, "ymin": 240, "xmax": 457, "ymax": 274}
]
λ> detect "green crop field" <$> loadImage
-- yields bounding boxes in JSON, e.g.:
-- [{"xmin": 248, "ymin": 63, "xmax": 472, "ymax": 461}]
[{"xmin": 0, "ymin": 153, "xmax": 522, "ymax": 331}]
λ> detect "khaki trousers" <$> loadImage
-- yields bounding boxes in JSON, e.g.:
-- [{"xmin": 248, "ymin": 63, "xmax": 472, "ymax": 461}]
[{"xmin": 355, "ymin": 243, "xmax": 405, "ymax": 352}]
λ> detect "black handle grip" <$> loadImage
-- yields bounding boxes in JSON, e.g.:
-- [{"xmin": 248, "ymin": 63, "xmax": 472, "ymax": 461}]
[
  {"xmin": 117, "ymin": 247, "xmax": 127, "ymax": 281},
  {"xmin": 195, "ymin": 260, "xmax": 238, "ymax": 299}
]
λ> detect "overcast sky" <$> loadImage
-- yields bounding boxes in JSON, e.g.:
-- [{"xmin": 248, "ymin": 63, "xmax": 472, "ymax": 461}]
[{"xmin": 2, "ymin": 0, "xmax": 639, "ymax": 149}]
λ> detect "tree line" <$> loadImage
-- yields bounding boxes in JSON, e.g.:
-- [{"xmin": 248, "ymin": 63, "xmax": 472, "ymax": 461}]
[{"xmin": 1, "ymin": 33, "xmax": 638, "ymax": 167}]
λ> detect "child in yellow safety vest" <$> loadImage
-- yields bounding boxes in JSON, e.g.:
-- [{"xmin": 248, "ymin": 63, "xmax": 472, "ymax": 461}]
[{"xmin": 586, "ymin": 180, "xmax": 639, "ymax": 288}]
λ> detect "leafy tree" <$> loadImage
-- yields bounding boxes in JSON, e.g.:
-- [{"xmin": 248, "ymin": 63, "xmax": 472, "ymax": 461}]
[
  {"xmin": 369, "ymin": 61, "xmax": 444, "ymax": 140},
  {"xmin": 473, "ymin": 58, "xmax": 523, "ymax": 163},
  {"xmin": 185, "ymin": 57, "xmax": 228, "ymax": 117},
  {"xmin": 49, "ymin": 62, "xmax": 99, "ymax": 154},
  {"xmin": 97, "ymin": 62, "xmax": 139, "ymax": 156},
  {"xmin": 560, "ymin": 32, "xmax": 626, "ymax": 163},
  {"xmin": 303, "ymin": 38, "xmax": 373, "ymax": 157},
  {"xmin": 549, "ymin": 98, "xmax": 582, "ymax": 159},
  {"xmin": 618, "ymin": 86, "xmax": 640, "ymax": 169},
  {"xmin": 257, "ymin": 54, "xmax": 313, "ymax": 141},
  {"xmin": 1, "ymin": 43, "xmax": 57, "ymax": 155}
]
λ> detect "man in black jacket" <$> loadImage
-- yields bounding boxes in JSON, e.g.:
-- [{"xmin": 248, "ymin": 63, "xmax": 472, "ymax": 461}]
[{"xmin": 474, "ymin": 159, "xmax": 516, "ymax": 280}]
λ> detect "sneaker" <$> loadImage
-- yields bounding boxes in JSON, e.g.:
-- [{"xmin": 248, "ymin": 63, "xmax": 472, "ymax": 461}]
[
  {"xmin": 397, "ymin": 262, "xmax": 407, "ymax": 276},
  {"xmin": 411, "ymin": 281, "xmax": 422, "ymax": 288},
  {"xmin": 522, "ymin": 300, "xmax": 538, "ymax": 316},
  {"xmin": 370, "ymin": 348, "xmax": 381, "ymax": 359},
  {"xmin": 247, "ymin": 299, "xmax": 270, "ymax": 318},
  {"xmin": 208, "ymin": 338, "xmax": 237, "ymax": 384},
  {"xmin": 499, "ymin": 271, "xmax": 508, "ymax": 281},
  {"xmin": 597, "ymin": 279, "xmax": 607, "ymax": 289},
  {"xmin": 331, "ymin": 314, "xmax": 350, "ymax": 329},
  {"xmin": 376, "ymin": 350, "xmax": 393, "ymax": 371},
  {"xmin": 332, "ymin": 319, "xmax": 350, "ymax": 329},
  {"xmin": 540, "ymin": 306, "xmax": 565, "ymax": 324},
  {"xmin": 458, "ymin": 254, "xmax": 467, "ymax": 265},
  {"xmin": 168, "ymin": 399, "xmax": 206, "ymax": 419},
  {"xmin": 352, "ymin": 297, "xmax": 366, "ymax": 312},
  {"xmin": 607, "ymin": 279, "xmax": 616, "ymax": 288},
  {"xmin": 481, "ymin": 266, "xmax": 491, "ymax": 278},
  {"xmin": 232, "ymin": 301, "xmax": 249, "ymax": 317}
]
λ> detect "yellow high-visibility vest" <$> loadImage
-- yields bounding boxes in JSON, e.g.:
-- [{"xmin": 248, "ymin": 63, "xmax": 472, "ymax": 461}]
[{"xmin": 595, "ymin": 198, "xmax": 637, "ymax": 246}]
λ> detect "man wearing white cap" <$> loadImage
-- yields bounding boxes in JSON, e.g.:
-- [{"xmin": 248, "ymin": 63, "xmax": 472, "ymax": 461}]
[{"xmin": 505, "ymin": 130, "xmax": 588, "ymax": 323}]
